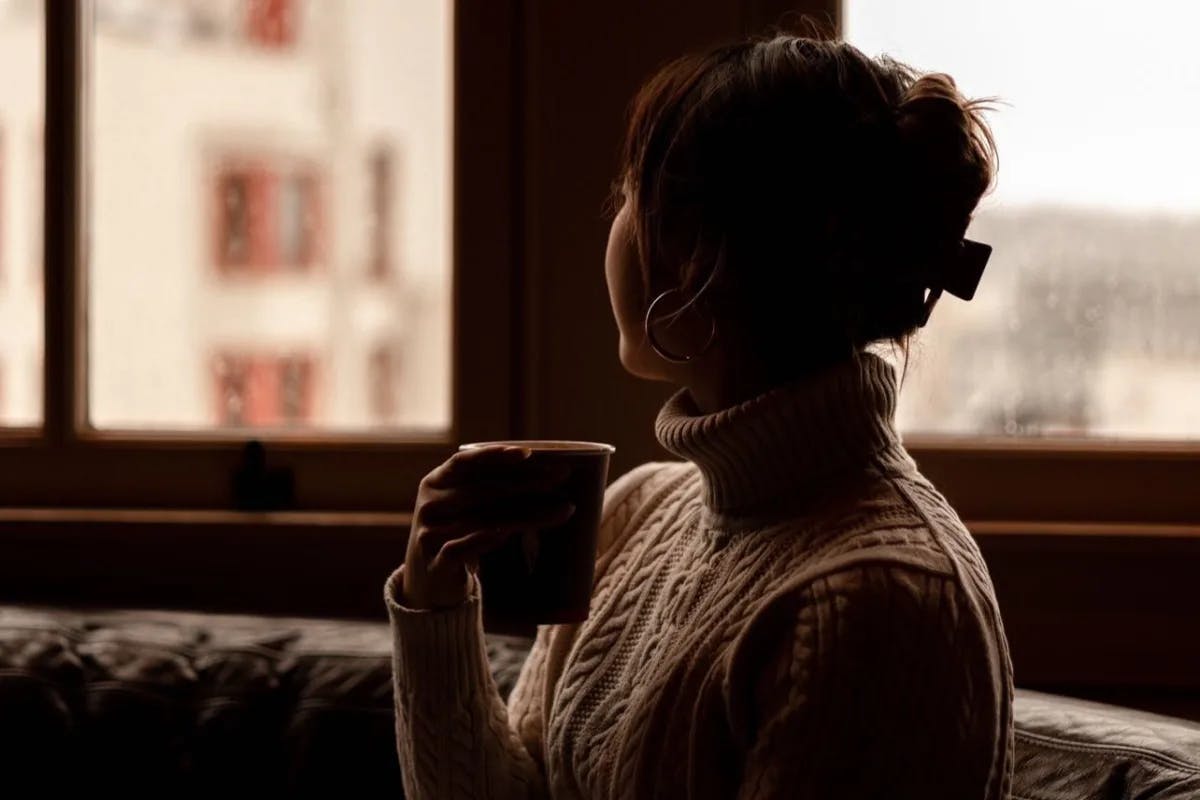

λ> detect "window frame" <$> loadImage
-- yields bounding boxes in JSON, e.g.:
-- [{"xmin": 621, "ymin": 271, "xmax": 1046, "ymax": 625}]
[
  {"xmin": 0, "ymin": 0, "xmax": 1196, "ymax": 524},
  {"xmin": 0, "ymin": 0, "xmax": 521, "ymax": 512}
]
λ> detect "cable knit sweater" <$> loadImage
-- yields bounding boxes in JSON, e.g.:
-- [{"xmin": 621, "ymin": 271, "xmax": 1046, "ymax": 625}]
[{"xmin": 384, "ymin": 352, "xmax": 1015, "ymax": 799}]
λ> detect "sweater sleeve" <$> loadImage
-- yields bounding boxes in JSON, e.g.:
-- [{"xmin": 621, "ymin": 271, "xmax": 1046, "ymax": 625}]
[
  {"xmin": 385, "ymin": 460, "xmax": 680, "ymax": 800},
  {"xmin": 726, "ymin": 564, "xmax": 1005, "ymax": 800},
  {"xmin": 386, "ymin": 566, "xmax": 547, "ymax": 800}
]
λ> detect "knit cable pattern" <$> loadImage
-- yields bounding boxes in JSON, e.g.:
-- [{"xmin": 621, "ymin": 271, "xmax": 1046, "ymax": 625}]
[{"xmin": 385, "ymin": 353, "xmax": 1014, "ymax": 799}]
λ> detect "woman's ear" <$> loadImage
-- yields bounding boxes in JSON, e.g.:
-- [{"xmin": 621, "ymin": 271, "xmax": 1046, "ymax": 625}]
[{"xmin": 644, "ymin": 286, "xmax": 719, "ymax": 365}]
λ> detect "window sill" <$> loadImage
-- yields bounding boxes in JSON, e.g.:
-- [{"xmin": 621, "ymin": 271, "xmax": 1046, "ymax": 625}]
[
  {"xmin": 0, "ymin": 511, "xmax": 1195, "ymax": 691},
  {"xmin": 0, "ymin": 507, "xmax": 411, "ymax": 527},
  {"xmin": 0, "ymin": 508, "xmax": 411, "ymax": 620},
  {"xmin": 907, "ymin": 441, "xmax": 1200, "ymax": 524}
]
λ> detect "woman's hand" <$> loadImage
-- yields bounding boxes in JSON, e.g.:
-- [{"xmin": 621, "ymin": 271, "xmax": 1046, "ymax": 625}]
[{"xmin": 401, "ymin": 445, "xmax": 577, "ymax": 610}]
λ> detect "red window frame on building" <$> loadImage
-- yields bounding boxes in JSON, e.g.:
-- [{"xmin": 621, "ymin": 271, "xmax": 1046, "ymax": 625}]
[
  {"xmin": 213, "ymin": 351, "xmax": 318, "ymax": 427},
  {"xmin": 213, "ymin": 156, "xmax": 324, "ymax": 276},
  {"xmin": 245, "ymin": 0, "xmax": 298, "ymax": 49}
]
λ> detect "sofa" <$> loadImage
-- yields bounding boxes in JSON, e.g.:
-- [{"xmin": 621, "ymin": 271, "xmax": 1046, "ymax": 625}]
[{"xmin": 0, "ymin": 604, "xmax": 1196, "ymax": 798}]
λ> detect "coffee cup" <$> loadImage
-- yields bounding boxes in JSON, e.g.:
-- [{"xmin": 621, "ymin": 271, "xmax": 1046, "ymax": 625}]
[{"xmin": 457, "ymin": 440, "xmax": 615, "ymax": 635}]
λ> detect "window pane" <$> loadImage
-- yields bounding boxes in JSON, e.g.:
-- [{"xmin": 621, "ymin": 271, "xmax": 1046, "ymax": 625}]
[
  {"xmin": 846, "ymin": 1, "xmax": 1200, "ymax": 439},
  {"xmin": 89, "ymin": 0, "xmax": 452, "ymax": 433},
  {"xmin": 0, "ymin": 0, "xmax": 43, "ymax": 427}
]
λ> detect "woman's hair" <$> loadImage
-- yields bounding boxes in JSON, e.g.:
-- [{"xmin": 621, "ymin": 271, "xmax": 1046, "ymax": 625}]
[{"xmin": 615, "ymin": 33, "xmax": 997, "ymax": 377}]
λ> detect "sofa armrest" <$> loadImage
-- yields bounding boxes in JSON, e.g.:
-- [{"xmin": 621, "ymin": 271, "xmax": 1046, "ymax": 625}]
[{"xmin": 1013, "ymin": 688, "xmax": 1200, "ymax": 800}]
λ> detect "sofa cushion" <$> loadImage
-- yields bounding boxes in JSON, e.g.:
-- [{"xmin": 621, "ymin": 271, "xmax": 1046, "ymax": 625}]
[
  {"xmin": 1013, "ymin": 688, "xmax": 1200, "ymax": 800},
  {"xmin": 0, "ymin": 605, "xmax": 533, "ymax": 797},
  {"xmin": 4, "ymin": 605, "xmax": 1199, "ymax": 799}
]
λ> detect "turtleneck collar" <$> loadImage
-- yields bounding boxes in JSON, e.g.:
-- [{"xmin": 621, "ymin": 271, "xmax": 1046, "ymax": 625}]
[{"xmin": 654, "ymin": 352, "xmax": 910, "ymax": 517}]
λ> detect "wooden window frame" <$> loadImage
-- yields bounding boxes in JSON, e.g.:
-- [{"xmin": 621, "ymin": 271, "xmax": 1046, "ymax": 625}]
[
  {"xmin": 4, "ymin": 0, "xmax": 1193, "ymax": 523},
  {"xmin": 0, "ymin": 1, "xmax": 520, "ymax": 513}
]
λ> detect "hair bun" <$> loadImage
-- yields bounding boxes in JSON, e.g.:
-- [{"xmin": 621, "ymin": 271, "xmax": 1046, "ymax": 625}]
[{"xmin": 893, "ymin": 72, "xmax": 996, "ymax": 244}]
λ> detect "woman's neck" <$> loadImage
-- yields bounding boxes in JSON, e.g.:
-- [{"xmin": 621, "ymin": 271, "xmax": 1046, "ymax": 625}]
[
  {"xmin": 655, "ymin": 351, "xmax": 907, "ymax": 516},
  {"xmin": 686, "ymin": 373, "xmax": 771, "ymax": 416}
]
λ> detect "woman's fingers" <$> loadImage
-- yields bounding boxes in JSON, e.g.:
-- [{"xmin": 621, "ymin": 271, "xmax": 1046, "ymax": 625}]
[
  {"xmin": 419, "ymin": 498, "xmax": 577, "ymax": 565},
  {"xmin": 425, "ymin": 445, "xmax": 532, "ymax": 488},
  {"xmin": 419, "ymin": 467, "xmax": 572, "ymax": 525},
  {"xmin": 430, "ymin": 528, "xmax": 511, "ymax": 573}
]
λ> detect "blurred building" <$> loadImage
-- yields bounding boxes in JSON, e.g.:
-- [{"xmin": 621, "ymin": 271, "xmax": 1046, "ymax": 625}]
[
  {"xmin": 896, "ymin": 207, "xmax": 1200, "ymax": 438},
  {"xmin": 0, "ymin": 0, "xmax": 453, "ymax": 431}
]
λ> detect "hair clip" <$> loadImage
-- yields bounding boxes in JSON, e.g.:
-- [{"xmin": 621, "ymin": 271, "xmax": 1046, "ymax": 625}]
[
  {"xmin": 917, "ymin": 238, "xmax": 992, "ymax": 327},
  {"xmin": 942, "ymin": 238, "xmax": 992, "ymax": 301}
]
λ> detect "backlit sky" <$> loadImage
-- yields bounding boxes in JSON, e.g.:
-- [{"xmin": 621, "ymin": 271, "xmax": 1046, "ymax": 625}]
[{"xmin": 844, "ymin": 0, "xmax": 1200, "ymax": 215}]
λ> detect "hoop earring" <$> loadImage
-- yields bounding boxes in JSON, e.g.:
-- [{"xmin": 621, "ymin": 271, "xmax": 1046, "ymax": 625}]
[{"xmin": 643, "ymin": 289, "xmax": 718, "ymax": 364}]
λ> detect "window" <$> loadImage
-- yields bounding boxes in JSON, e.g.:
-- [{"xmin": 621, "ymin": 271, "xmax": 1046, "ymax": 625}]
[
  {"xmin": 845, "ymin": 0, "xmax": 1200, "ymax": 440},
  {"xmin": 214, "ymin": 351, "xmax": 316, "ymax": 427},
  {"xmin": 367, "ymin": 144, "xmax": 395, "ymax": 280},
  {"xmin": 0, "ymin": 0, "xmax": 518, "ymax": 512},
  {"xmin": 90, "ymin": 0, "xmax": 451, "ymax": 434},
  {"xmin": 368, "ymin": 341, "xmax": 401, "ymax": 424},
  {"xmin": 216, "ymin": 169, "xmax": 252, "ymax": 269},
  {"xmin": 213, "ymin": 157, "xmax": 322, "ymax": 275},
  {"xmin": 245, "ymin": 0, "xmax": 297, "ymax": 49},
  {"xmin": 278, "ymin": 171, "xmax": 319, "ymax": 269}
]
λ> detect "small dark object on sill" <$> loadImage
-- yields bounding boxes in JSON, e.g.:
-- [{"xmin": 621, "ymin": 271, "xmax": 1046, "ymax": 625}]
[{"xmin": 231, "ymin": 440, "xmax": 296, "ymax": 511}]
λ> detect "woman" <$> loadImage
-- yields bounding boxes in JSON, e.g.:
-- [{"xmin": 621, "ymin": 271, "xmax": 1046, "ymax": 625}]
[{"xmin": 385, "ymin": 33, "xmax": 1014, "ymax": 799}]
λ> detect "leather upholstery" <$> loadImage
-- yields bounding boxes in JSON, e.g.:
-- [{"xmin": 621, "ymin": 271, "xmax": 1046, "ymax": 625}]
[
  {"xmin": 0, "ymin": 605, "xmax": 530, "ymax": 796},
  {"xmin": 1013, "ymin": 689, "xmax": 1200, "ymax": 800},
  {"xmin": 1, "ymin": 605, "xmax": 1196, "ymax": 798}
]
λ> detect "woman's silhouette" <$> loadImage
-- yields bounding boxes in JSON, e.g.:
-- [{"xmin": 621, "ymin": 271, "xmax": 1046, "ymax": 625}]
[{"xmin": 386, "ymin": 32, "xmax": 1013, "ymax": 799}]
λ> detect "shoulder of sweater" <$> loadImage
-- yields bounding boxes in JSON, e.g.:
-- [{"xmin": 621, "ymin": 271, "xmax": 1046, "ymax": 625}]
[
  {"xmin": 742, "ymin": 558, "xmax": 965, "ymax": 636},
  {"xmin": 720, "ymin": 470, "xmax": 990, "ymax": 670},
  {"xmin": 721, "ymin": 558, "xmax": 1010, "ymax": 780},
  {"xmin": 873, "ymin": 464, "xmax": 996, "ymax": 588},
  {"xmin": 877, "ymin": 460, "xmax": 965, "ymax": 533},
  {"xmin": 722, "ymin": 559, "xmax": 982, "ymax": 731},
  {"xmin": 721, "ymin": 469, "xmax": 1005, "ymax": 699},
  {"xmin": 601, "ymin": 459, "xmax": 698, "ymax": 523}
]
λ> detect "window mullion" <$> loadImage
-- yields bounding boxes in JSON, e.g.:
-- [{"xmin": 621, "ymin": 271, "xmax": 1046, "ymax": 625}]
[{"xmin": 43, "ymin": 0, "xmax": 84, "ymax": 445}]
